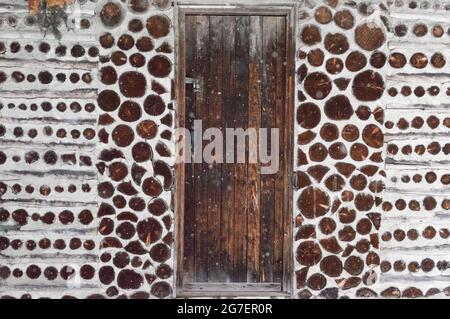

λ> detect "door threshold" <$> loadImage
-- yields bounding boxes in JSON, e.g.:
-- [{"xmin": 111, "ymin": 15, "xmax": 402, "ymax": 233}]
[
  {"xmin": 177, "ymin": 290, "xmax": 291, "ymax": 298},
  {"xmin": 177, "ymin": 282, "xmax": 290, "ymax": 298}
]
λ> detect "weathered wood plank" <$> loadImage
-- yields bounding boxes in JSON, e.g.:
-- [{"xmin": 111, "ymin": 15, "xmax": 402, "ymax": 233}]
[
  {"xmin": 259, "ymin": 16, "xmax": 277, "ymax": 283},
  {"xmin": 182, "ymin": 14, "xmax": 197, "ymax": 284},
  {"xmin": 193, "ymin": 15, "xmax": 210, "ymax": 283},
  {"xmin": 177, "ymin": 290, "xmax": 289, "ymax": 298},
  {"xmin": 273, "ymin": 16, "xmax": 287, "ymax": 284},
  {"xmin": 219, "ymin": 15, "xmax": 236, "ymax": 283},
  {"xmin": 182, "ymin": 282, "xmax": 281, "ymax": 292},
  {"xmin": 206, "ymin": 15, "xmax": 224, "ymax": 282},
  {"xmin": 232, "ymin": 15, "xmax": 250, "ymax": 282},
  {"xmin": 282, "ymin": 9, "xmax": 294, "ymax": 293},
  {"xmin": 247, "ymin": 15, "xmax": 262, "ymax": 283}
]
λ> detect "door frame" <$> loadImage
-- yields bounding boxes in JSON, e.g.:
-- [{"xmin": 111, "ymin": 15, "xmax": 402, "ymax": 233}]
[{"xmin": 174, "ymin": 1, "xmax": 297, "ymax": 298}]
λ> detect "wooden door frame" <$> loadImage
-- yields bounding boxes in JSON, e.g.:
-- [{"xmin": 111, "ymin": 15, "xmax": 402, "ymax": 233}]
[{"xmin": 174, "ymin": 1, "xmax": 297, "ymax": 298}]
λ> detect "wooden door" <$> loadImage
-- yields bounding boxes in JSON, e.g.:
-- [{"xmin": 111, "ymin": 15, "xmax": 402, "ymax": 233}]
[{"xmin": 178, "ymin": 13, "xmax": 293, "ymax": 296}]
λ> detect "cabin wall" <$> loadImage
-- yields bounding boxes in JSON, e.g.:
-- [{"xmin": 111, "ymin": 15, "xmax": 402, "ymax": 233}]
[
  {"xmin": 295, "ymin": 0, "xmax": 386, "ymax": 298},
  {"xmin": 95, "ymin": 0, "xmax": 175, "ymax": 299},
  {"xmin": 0, "ymin": 0, "xmax": 103, "ymax": 298},
  {"xmin": 296, "ymin": 0, "xmax": 450, "ymax": 299},
  {"xmin": 0, "ymin": 0, "xmax": 175, "ymax": 299},
  {"xmin": 380, "ymin": 1, "xmax": 450, "ymax": 298},
  {"xmin": 0, "ymin": 0, "xmax": 449, "ymax": 299}
]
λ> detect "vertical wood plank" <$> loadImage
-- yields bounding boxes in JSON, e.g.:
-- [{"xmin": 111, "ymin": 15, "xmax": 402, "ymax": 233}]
[
  {"xmin": 176, "ymin": 11, "xmax": 187, "ymax": 289},
  {"xmin": 233, "ymin": 15, "xmax": 250, "ymax": 282},
  {"xmin": 206, "ymin": 15, "xmax": 224, "ymax": 282},
  {"xmin": 273, "ymin": 16, "xmax": 287, "ymax": 283},
  {"xmin": 247, "ymin": 15, "xmax": 262, "ymax": 283},
  {"xmin": 282, "ymin": 9, "xmax": 295, "ymax": 293},
  {"xmin": 183, "ymin": 14, "xmax": 197, "ymax": 283},
  {"xmin": 259, "ymin": 16, "xmax": 277, "ymax": 283},
  {"xmin": 193, "ymin": 15, "xmax": 210, "ymax": 282},
  {"xmin": 220, "ymin": 15, "xmax": 236, "ymax": 283}
]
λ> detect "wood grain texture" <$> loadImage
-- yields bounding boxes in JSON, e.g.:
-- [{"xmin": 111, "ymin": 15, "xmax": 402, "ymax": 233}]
[
  {"xmin": 247, "ymin": 15, "xmax": 262, "ymax": 283},
  {"xmin": 219, "ymin": 15, "xmax": 236, "ymax": 283},
  {"xmin": 233, "ymin": 15, "xmax": 250, "ymax": 283},
  {"xmin": 260, "ymin": 16, "xmax": 277, "ymax": 283},
  {"xmin": 181, "ymin": 16, "xmax": 195, "ymax": 284},
  {"xmin": 194, "ymin": 15, "xmax": 210, "ymax": 283}
]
